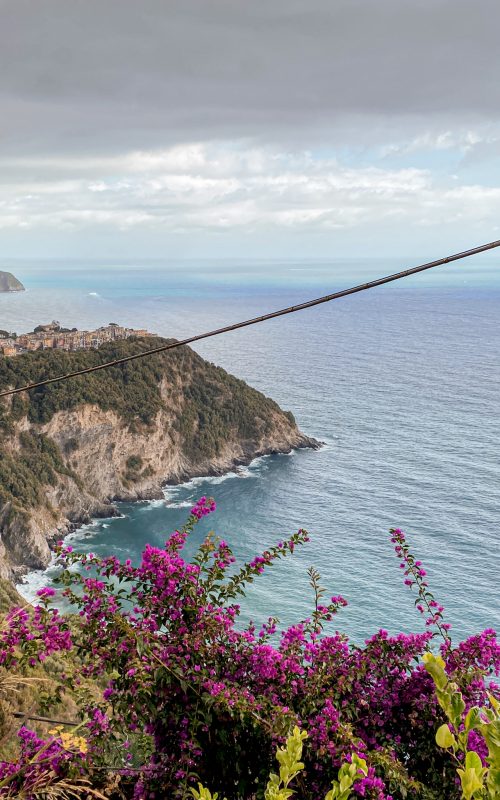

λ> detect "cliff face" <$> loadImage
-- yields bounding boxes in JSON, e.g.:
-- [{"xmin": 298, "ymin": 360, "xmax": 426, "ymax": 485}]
[
  {"xmin": 0, "ymin": 271, "xmax": 25, "ymax": 292},
  {"xmin": 0, "ymin": 338, "xmax": 318, "ymax": 581}
]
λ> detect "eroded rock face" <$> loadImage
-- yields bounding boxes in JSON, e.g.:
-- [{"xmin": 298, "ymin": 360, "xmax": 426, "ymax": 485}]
[{"xmin": 0, "ymin": 375, "xmax": 318, "ymax": 581}]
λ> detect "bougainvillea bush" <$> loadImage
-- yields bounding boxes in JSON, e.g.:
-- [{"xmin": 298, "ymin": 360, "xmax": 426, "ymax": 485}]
[{"xmin": 0, "ymin": 498, "xmax": 498, "ymax": 799}]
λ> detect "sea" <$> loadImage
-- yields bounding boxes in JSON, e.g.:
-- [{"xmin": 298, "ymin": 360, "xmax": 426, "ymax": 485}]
[{"xmin": 1, "ymin": 255, "xmax": 499, "ymax": 644}]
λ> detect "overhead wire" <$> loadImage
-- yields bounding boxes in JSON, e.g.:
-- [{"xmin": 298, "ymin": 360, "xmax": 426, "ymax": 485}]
[
  {"xmin": 10, "ymin": 710, "xmax": 79, "ymax": 726},
  {"xmin": 0, "ymin": 238, "xmax": 499, "ymax": 399}
]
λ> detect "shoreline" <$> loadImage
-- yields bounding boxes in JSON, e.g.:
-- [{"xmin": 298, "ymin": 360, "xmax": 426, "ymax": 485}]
[{"xmin": 16, "ymin": 439, "xmax": 322, "ymax": 600}]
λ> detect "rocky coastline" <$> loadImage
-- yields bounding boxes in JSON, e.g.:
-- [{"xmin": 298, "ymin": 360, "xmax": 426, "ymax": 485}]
[
  {"xmin": 9, "ymin": 428, "xmax": 319, "ymax": 584},
  {"xmin": 0, "ymin": 338, "xmax": 320, "ymax": 582},
  {"xmin": 16, "ymin": 434, "xmax": 319, "ymax": 590}
]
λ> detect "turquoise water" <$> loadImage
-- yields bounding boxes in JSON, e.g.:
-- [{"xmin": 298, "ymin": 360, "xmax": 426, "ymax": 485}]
[{"xmin": 2, "ymin": 256, "xmax": 499, "ymax": 643}]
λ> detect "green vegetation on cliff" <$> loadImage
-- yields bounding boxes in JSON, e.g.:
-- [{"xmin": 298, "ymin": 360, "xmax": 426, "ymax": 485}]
[
  {"xmin": 0, "ymin": 337, "xmax": 299, "ymax": 546},
  {"xmin": 0, "ymin": 432, "xmax": 78, "ymax": 523},
  {"xmin": 0, "ymin": 337, "xmax": 290, "ymax": 437},
  {"xmin": 0, "ymin": 577, "xmax": 24, "ymax": 614}
]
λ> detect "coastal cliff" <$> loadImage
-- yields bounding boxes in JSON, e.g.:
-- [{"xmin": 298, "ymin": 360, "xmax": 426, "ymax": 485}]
[
  {"xmin": 0, "ymin": 337, "xmax": 318, "ymax": 581},
  {"xmin": 0, "ymin": 271, "xmax": 25, "ymax": 292}
]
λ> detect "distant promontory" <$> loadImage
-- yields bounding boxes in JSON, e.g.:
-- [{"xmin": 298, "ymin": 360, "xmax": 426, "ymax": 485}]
[{"xmin": 0, "ymin": 271, "xmax": 25, "ymax": 292}]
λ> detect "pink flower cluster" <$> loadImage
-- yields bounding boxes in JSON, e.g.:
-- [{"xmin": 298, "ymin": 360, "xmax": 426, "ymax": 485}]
[
  {"xmin": 391, "ymin": 527, "xmax": 452, "ymax": 640},
  {"xmin": 0, "ymin": 601, "xmax": 72, "ymax": 667},
  {"xmin": 0, "ymin": 503, "xmax": 497, "ymax": 800},
  {"xmin": 190, "ymin": 496, "xmax": 216, "ymax": 519},
  {"xmin": 0, "ymin": 725, "xmax": 88, "ymax": 794}
]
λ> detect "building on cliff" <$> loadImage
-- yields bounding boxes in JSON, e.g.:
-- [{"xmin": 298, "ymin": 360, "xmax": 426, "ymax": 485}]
[{"xmin": 0, "ymin": 323, "xmax": 153, "ymax": 357}]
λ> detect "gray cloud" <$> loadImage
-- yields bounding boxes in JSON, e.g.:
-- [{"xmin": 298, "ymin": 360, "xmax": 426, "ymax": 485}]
[
  {"xmin": 1, "ymin": 0, "xmax": 500, "ymax": 157},
  {"xmin": 1, "ymin": 0, "xmax": 500, "ymax": 258}
]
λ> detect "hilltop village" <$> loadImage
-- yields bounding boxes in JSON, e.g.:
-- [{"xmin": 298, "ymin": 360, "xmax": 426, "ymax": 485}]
[{"xmin": 0, "ymin": 321, "xmax": 151, "ymax": 357}]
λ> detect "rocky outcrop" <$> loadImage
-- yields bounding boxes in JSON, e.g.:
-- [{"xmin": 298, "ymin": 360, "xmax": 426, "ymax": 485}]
[
  {"xmin": 0, "ymin": 342, "xmax": 318, "ymax": 581},
  {"xmin": 0, "ymin": 271, "xmax": 25, "ymax": 292}
]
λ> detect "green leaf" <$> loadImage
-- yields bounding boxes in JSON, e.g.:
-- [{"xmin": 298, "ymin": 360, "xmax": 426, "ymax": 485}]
[
  {"xmin": 465, "ymin": 707, "xmax": 482, "ymax": 732},
  {"xmin": 487, "ymin": 692, "xmax": 500, "ymax": 713},
  {"xmin": 351, "ymin": 754, "xmax": 368, "ymax": 776},
  {"xmin": 423, "ymin": 652, "xmax": 448, "ymax": 690},
  {"xmin": 458, "ymin": 767, "xmax": 484, "ymax": 800},
  {"xmin": 486, "ymin": 766, "xmax": 500, "ymax": 798},
  {"xmin": 465, "ymin": 750, "xmax": 483, "ymax": 771},
  {"xmin": 436, "ymin": 723, "xmax": 456, "ymax": 750},
  {"xmin": 450, "ymin": 691, "xmax": 466, "ymax": 726}
]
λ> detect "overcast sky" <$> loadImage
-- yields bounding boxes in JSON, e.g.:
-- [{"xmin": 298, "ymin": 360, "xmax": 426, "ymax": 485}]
[{"xmin": 1, "ymin": 0, "xmax": 500, "ymax": 260}]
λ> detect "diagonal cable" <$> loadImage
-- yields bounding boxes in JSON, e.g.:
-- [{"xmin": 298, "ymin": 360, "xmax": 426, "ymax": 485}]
[{"xmin": 1, "ymin": 238, "xmax": 499, "ymax": 399}]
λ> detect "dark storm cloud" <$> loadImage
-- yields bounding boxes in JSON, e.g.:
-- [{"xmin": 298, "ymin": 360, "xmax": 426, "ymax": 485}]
[{"xmin": 1, "ymin": 0, "xmax": 499, "ymax": 156}]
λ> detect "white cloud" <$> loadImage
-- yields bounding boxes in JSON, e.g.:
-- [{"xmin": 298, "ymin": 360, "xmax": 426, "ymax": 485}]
[
  {"xmin": 0, "ymin": 142, "xmax": 499, "ymax": 245},
  {"xmin": 380, "ymin": 128, "xmax": 499, "ymax": 158}
]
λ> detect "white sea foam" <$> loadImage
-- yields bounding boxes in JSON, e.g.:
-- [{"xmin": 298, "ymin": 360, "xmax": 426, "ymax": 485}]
[
  {"xmin": 19, "ymin": 452, "xmax": 287, "ymax": 600},
  {"xmin": 62, "ymin": 515, "xmax": 126, "ymax": 547},
  {"xmin": 16, "ymin": 553, "xmax": 59, "ymax": 602},
  {"xmin": 235, "ymin": 465, "xmax": 253, "ymax": 477},
  {"xmin": 164, "ymin": 466, "xmax": 261, "ymax": 493},
  {"xmin": 16, "ymin": 569, "xmax": 49, "ymax": 601},
  {"xmin": 137, "ymin": 498, "xmax": 166, "ymax": 511},
  {"xmin": 316, "ymin": 436, "xmax": 335, "ymax": 451}
]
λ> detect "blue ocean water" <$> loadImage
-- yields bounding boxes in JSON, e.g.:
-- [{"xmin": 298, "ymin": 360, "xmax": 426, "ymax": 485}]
[{"xmin": 2, "ymin": 256, "xmax": 499, "ymax": 643}]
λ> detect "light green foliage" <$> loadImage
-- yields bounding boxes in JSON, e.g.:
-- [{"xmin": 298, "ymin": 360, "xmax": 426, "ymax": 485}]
[
  {"xmin": 265, "ymin": 726, "xmax": 307, "ymax": 800},
  {"xmin": 457, "ymin": 752, "xmax": 487, "ymax": 800},
  {"xmin": 436, "ymin": 723, "xmax": 457, "ymax": 750},
  {"xmin": 424, "ymin": 653, "xmax": 500, "ymax": 799},
  {"xmin": 190, "ymin": 783, "xmax": 220, "ymax": 800},
  {"xmin": 193, "ymin": 726, "xmax": 368, "ymax": 800},
  {"xmin": 324, "ymin": 754, "xmax": 368, "ymax": 800},
  {"xmin": 482, "ymin": 695, "xmax": 500, "ymax": 799}
]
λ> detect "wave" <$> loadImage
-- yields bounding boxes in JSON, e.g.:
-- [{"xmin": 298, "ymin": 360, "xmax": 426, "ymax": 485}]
[
  {"xmin": 163, "ymin": 464, "xmax": 263, "ymax": 496},
  {"xmin": 61, "ymin": 513, "xmax": 127, "ymax": 545},
  {"xmin": 137, "ymin": 498, "xmax": 166, "ymax": 511},
  {"xmin": 16, "ymin": 552, "xmax": 60, "ymax": 602},
  {"xmin": 316, "ymin": 436, "xmax": 336, "ymax": 451},
  {"xmin": 18, "ymin": 451, "xmax": 290, "ymax": 602}
]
